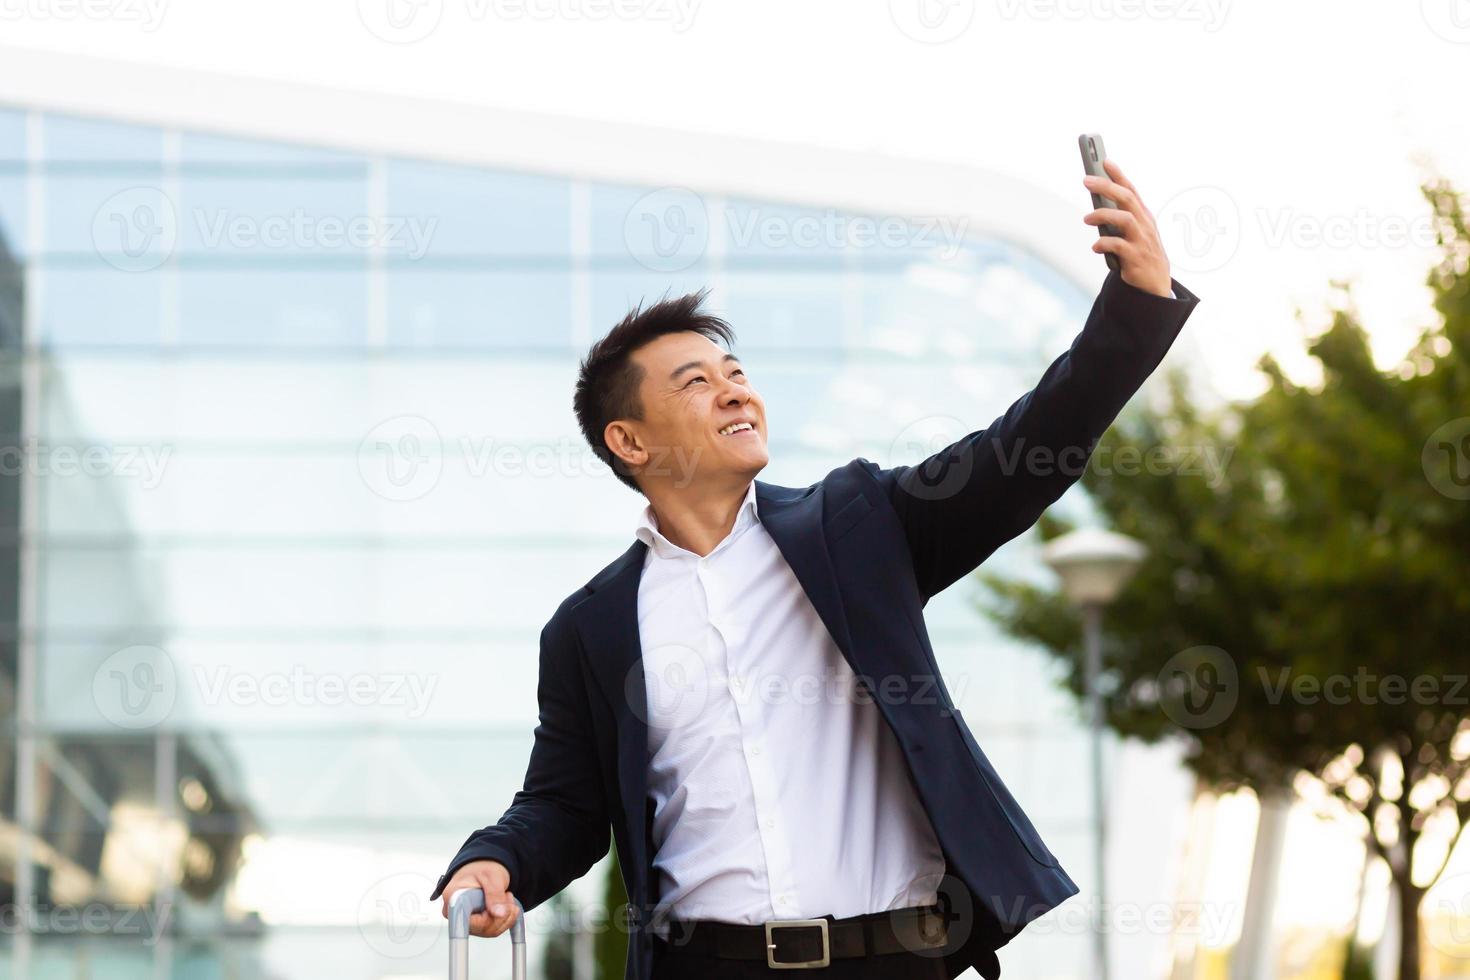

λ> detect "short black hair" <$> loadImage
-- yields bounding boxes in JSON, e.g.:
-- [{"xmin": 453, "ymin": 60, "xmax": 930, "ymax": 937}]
[{"xmin": 574, "ymin": 289, "xmax": 735, "ymax": 494}]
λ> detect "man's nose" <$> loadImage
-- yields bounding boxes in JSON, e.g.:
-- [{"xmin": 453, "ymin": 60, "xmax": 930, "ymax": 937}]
[{"xmin": 717, "ymin": 379, "xmax": 747, "ymax": 405}]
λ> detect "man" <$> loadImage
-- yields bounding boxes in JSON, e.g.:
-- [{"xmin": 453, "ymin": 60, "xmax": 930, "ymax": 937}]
[{"xmin": 432, "ymin": 159, "xmax": 1200, "ymax": 978}]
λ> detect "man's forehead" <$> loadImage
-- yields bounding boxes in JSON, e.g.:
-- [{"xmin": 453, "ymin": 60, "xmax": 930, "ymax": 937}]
[{"xmin": 635, "ymin": 331, "xmax": 732, "ymax": 370}]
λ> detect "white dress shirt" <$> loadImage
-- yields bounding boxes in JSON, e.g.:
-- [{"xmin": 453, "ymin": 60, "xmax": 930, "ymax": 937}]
[{"xmin": 635, "ymin": 481, "xmax": 946, "ymax": 936}]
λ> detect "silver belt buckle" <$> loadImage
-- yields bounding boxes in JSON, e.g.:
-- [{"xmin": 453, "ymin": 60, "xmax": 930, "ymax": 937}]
[{"xmin": 764, "ymin": 918, "xmax": 830, "ymax": 970}]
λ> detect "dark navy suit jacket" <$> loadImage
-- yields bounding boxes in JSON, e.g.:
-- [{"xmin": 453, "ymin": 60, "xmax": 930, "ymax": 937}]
[{"xmin": 431, "ymin": 269, "xmax": 1200, "ymax": 979}]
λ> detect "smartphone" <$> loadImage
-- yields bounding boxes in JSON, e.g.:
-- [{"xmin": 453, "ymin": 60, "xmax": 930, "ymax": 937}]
[{"xmin": 1078, "ymin": 133, "xmax": 1121, "ymax": 272}]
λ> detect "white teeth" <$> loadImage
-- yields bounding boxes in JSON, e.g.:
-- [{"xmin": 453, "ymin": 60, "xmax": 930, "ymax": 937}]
[{"xmin": 720, "ymin": 422, "xmax": 754, "ymax": 436}]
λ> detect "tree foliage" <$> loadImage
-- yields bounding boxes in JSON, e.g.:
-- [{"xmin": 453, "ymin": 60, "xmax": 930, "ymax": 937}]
[{"xmin": 980, "ymin": 180, "xmax": 1470, "ymax": 978}]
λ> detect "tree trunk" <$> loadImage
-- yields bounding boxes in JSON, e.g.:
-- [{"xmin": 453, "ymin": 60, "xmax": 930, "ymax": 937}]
[
  {"xmin": 1230, "ymin": 789, "xmax": 1291, "ymax": 980},
  {"xmin": 1397, "ymin": 877, "xmax": 1424, "ymax": 980}
]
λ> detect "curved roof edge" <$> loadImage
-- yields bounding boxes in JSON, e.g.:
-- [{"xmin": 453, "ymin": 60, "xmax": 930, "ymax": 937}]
[{"xmin": 0, "ymin": 44, "xmax": 1101, "ymax": 295}]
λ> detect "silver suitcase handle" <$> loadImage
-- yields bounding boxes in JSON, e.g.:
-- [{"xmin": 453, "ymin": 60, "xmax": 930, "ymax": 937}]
[{"xmin": 448, "ymin": 888, "xmax": 526, "ymax": 980}]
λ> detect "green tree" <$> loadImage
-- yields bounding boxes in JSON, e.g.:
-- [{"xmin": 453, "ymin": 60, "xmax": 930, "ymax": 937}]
[
  {"xmin": 596, "ymin": 845, "xmax": 630, "ymax": 980},
  {"xmin": 980, "ymin": 180, "xmax": 1470, "ymax": 980},
  {"xmin": 539, "ymin": 845, "xmax": 628, "ymax": 980}
]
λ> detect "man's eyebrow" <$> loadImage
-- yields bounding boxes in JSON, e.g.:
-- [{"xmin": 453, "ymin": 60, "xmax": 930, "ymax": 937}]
[{"xmin": 669, "ymin": 353, "xmax": 740, "ymax": 381}]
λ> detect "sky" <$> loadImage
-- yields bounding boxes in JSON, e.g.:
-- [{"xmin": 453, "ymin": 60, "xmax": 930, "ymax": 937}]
[{"xmin": 3, "ymin": 0, "xmax": 1469, "ymax": 401}]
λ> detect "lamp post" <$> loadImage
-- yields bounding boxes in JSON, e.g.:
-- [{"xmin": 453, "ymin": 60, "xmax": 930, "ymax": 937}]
[{"xmin": 1040, "ymin": 528, "xmax": 1146, "ymax": 980}]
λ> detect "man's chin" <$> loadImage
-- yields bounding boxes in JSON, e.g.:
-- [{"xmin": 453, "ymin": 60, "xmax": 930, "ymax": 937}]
[
  {"xmin": 719, "ymin": 452, "xmax": 768, "ymax": 486},
  {"xmin": 735, "ymin": 445, "xmax": 770, "ymax": 473}
]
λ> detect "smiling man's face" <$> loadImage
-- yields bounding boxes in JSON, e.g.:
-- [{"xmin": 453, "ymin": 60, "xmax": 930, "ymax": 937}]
[{"xmin": 616, "ymin": 330, "xmax": 769, "ymax": 491}]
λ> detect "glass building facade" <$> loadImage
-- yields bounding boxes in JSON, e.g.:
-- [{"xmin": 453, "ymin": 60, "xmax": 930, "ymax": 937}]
[{"xmin": 0, "ymin": 105, "xmax": 1118, "ymax": 978}]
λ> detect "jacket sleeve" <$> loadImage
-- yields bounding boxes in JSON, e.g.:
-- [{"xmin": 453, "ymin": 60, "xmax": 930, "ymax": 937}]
[
  {"xmin": 428, "ymin": 613, "xmax": 611, "ymax": 910},
  {"xmin": 862, "ymin": 268, "xmax": 1200, "ymax": 602}
]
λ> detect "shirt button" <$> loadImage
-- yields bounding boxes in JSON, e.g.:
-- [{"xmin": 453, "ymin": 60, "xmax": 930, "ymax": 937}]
[
  {"xmin": 765, "ymin": 818, "xmax": 775, "ymax": 829},
  {"xmin": 751, "ymin": 745, "xmax": 761, "ymax": 756}
]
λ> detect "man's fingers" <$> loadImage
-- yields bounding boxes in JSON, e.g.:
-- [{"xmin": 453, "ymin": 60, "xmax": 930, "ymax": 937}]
[
  {"xmin": 470, "ymin": 889, "xmax": 518, "ymax": 938},
  {"xmin": 1083, "ymin": 208, "xmax": 1139, "ymax": 236},
  {"xmin": 1102, "ymin": 159, "xmax": 1150, "ymax": 214},
  {"xmin": 1082, "ymin": 174, "xmax": 1141, "ymax": 214},
  {"xmin": 1091, "ymin": 235, "xmax": 1134, "ymax": 262},
  {"xmin": 1101, "ymin": 157, "xmax": 1139, "ymax": 195}
]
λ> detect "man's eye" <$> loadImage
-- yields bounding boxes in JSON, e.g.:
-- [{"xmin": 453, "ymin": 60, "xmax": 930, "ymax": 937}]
[
  {"xmin": 731, "ymin": 369, "xmax": 746, "ymax": 378},
  {"xmin": 684, "ymin": 376, "xmax": 707, "ymax": 387}
]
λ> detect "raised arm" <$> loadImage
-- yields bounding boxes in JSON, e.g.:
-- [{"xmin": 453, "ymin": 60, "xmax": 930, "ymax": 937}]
[{"xmin": 864, "ymin": 159, "xmax": 1201, "ymax": 600}]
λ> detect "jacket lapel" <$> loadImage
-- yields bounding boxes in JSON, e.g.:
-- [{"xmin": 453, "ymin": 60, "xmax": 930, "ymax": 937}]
[
  {"xmin": 573, "ymin": 540, "xmax": 653, "ymax": 877},
  {"xmin": 754, "ymin": 480, "xmax": 856, "ymax": 663},
  {"xmin": 575, "ymin": 539, "xmax": 649, "ymax": 735}
]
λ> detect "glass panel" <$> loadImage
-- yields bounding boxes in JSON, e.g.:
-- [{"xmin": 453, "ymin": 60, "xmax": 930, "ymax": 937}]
[
  {"xmin": 0, "ymin": 175, "xmax": 25, "ymax": 261},
  {"xmin": 176, "ymin": 174, "xmax": 370, "ymax": 257},
  {"xmin": 0, "ymin": 107, "xmax": 26, "ymax": 161},
  {"xmin": 589, "ymin": 266, "xmax": 715, "ymax": 330},
  {"xmin": 38, "ymin": 265, "xmax": 165, "ymax": 347},
  {"xmin": 42, "ymin": 114, "xmax": 163, "ymax": 163},
  {"xmin": 181, "ymin": 131, "xmax": 362, "ymax": 166},
  {"xmin": 385, "ymin": 160, "xmax": 570, "ymax": 257},
  {"xmin": 719, "ymin": 269, "xmax": 847, "ymax": 350},
  {"xmin": 43, "ymin": 176, "xmax": 173, "ymax": 257},
  {"xmin": 178, "ymin": 268, "xmax": 366, "ymax": 347},
  {"xmin": 385, "ymin": 269, "xmax": 573, "ymax": 348},
  {"xmin": 721, "ymin": 198, "xmax": 849, "ymax": 264}
]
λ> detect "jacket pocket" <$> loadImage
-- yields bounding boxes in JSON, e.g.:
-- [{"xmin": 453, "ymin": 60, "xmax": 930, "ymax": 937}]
[
  {"xmin": 951, "ymin": 710, "xmax": 1061, "ymax": 869},
  {"xmin": 824, "ymin": 493, "xmax": 874, "ymax": 542}
]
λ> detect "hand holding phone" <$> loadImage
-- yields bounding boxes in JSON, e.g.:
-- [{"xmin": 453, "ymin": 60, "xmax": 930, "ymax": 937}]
[{"xmin": 1079, "ymin": 133, "xmax": 1121, "ymax": 272}]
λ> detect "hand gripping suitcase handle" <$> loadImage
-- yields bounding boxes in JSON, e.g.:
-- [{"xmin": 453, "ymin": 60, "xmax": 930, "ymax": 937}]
[{"xmin": 448, "ymin": 888, "xmax": 525, "ymax": 980}]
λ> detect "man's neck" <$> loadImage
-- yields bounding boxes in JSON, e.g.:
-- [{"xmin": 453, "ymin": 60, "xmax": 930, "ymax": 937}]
[{"xmin": 643, "ymin": 479, "xmax": 754, "ymax": 558}]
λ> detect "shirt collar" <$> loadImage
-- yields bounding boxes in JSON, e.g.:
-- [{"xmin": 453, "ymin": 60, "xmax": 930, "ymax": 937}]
[{"xmin": 635, "ymin": 481, "xmax": 760, "ymax": 560}]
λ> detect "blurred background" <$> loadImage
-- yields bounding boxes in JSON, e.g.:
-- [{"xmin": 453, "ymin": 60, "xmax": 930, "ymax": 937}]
[{"xmin": 0, "ymin": 3, "xmax": 1467, "ymax": 978}]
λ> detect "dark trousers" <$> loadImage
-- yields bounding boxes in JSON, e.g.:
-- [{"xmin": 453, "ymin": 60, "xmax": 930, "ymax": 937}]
[{"xmin": 650, "ymin": 937, "xmax": 951, "ymax": 980}]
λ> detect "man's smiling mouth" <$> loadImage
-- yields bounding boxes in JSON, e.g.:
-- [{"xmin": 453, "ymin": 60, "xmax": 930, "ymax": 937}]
[{"xmin": 718, "ymin": 421, "xmax": 755, "ymax": 436}]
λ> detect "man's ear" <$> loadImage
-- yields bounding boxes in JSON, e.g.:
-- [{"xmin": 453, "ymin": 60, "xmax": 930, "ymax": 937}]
[{"xmin": 603, "ymin": 420, "xmax": 648, "ymax": 473}]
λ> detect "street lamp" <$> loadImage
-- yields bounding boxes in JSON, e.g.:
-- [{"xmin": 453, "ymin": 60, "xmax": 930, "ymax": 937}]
[{"xmin": 1040, "ymin": 528, "xmax": 1146, "ymax": 980}]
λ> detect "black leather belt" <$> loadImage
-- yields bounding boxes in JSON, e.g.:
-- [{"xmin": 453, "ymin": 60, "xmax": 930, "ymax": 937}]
[{"xmin": 652, "ymin": 904, "xmax": 949, "ymax": 970}]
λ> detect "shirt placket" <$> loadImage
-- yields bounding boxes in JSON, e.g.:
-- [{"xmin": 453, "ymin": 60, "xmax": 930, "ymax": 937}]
[{"xmin": 696, "ymin": 550, "xmax": 802, "ymax": 919}]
